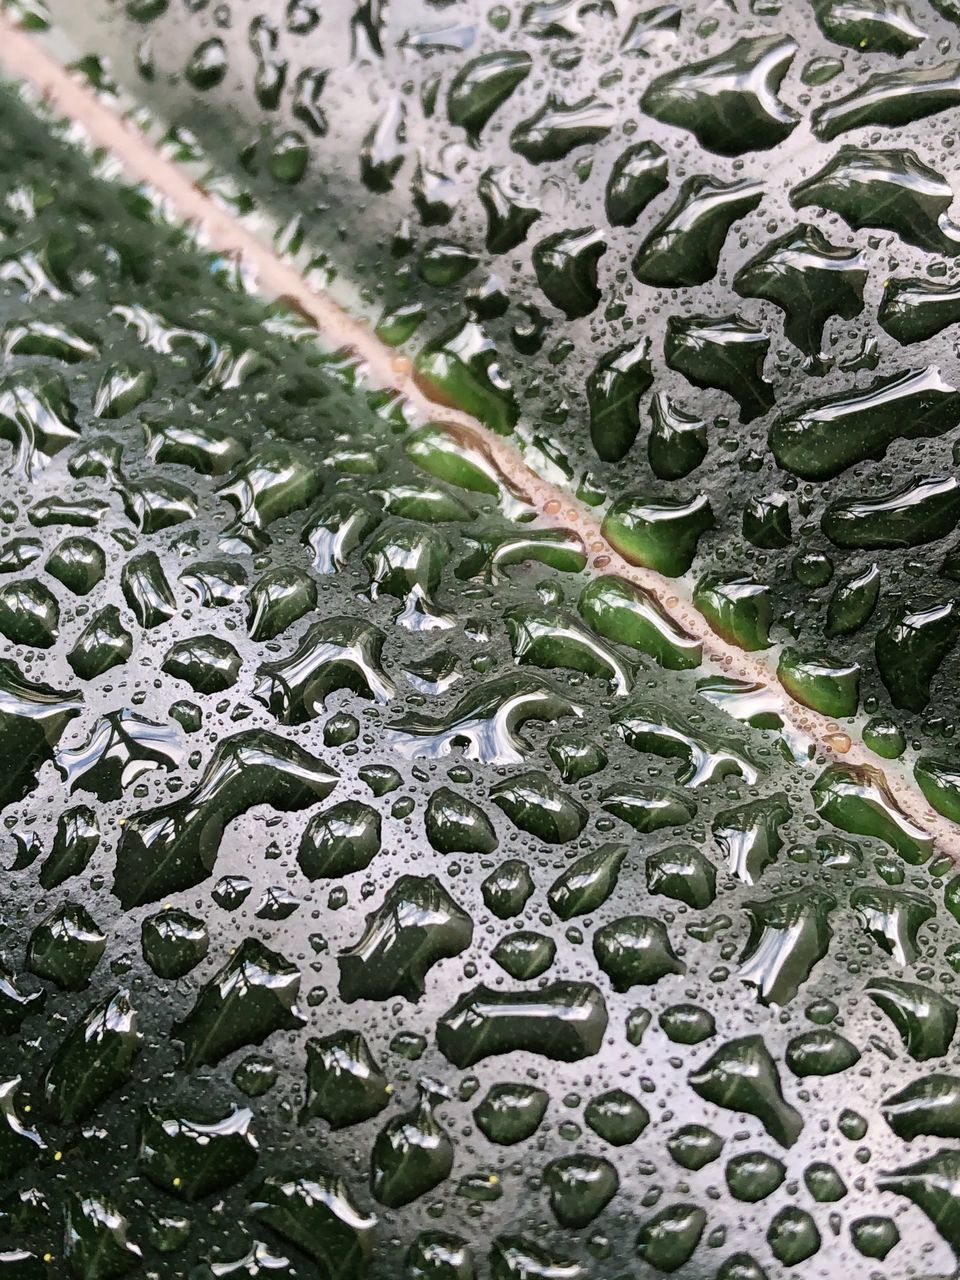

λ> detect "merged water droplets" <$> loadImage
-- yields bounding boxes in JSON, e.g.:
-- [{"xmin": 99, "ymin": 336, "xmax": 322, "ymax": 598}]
[
  {"xmin": 139, "ymin": 1103, "xmax": 259, "ymax": 1201},
  {"xmin": 634, "ymin": 175, "xmax": 764, "ymax": 289},
  {"xmin": 302, "ymin": 1029, "xmax": 391, "ymax": 1129},
  {"xmin": 511, "ymin": 94, "xmax": 614, "ymax": 164},
  {"xmin": 338, "ymin": 874, "xmax": 473, "ymax": 1001},
  {"xmin": 113, "ymin": 731, "xmax": 338, "ymax": 905},
  {"xmin": 250, "ymin": 1170, "xmax": 377, "ymax": 1277},
  {"xmin": 42, "ymin": 989, "xmax": 142, "ymax": 1124},
  {"xmin": 447, "ymin": 50, "xmax": 531, "ymax": 143},
  {"xmin": 437, "ymin": 981, "xmax": 608, "ymax": 1066},
  {"xmin": 689, "ymin": 1035, "xmax": 803, "ymax": 1149},
  {"xmin": 174, "ymin": 939, "xmax": 307, "ymax": 1069},
  {"xmin": 57, "ymin": 711, "xmax": 180, "ymax": 798},
  {"xmin": 370, "ymin": 1078, "xmax": 454, "ymax": 1207}
]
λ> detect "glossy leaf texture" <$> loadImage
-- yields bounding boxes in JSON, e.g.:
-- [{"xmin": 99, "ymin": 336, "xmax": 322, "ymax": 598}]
[{"xmin": 6, "ymin": 0, "xmax": 960, "ymax": 1276}]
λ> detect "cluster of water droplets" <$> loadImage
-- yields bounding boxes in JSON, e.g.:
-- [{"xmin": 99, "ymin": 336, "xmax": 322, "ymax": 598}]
[
  {"xmin": 7, "ymin": 0, "xmax": 960, "ymax": 1274},
  {"xmin": 0, "ymin": 72, "xmax": 956, "ymax": 1280},
  {"xmin": 42, "ymin": 0, "xmax": 960, "ymax": 774}
]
